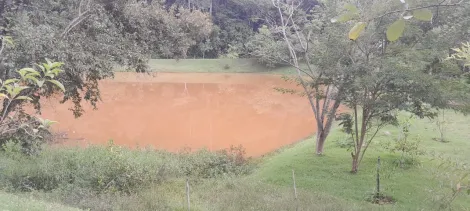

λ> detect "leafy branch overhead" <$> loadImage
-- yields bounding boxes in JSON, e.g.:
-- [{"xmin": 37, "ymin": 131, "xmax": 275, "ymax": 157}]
[
  {"xmin": 332, "ymin": 0, "xmax": 460, "ymax": 41},
  {"xmin": 0, "ymin": 59, "xmax": 65, "ymax": 103}
]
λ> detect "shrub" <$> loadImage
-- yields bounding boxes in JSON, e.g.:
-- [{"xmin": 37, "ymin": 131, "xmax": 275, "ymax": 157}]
[
  {"xmin": 179, "ymin": 145, "xmax": 251, "ymax": 178},
  {"xmin": 0, "ymin": 142, "xmax": 252, "ymax": 195},
  {"xmin": 382, "ymin": 117, "xmax": 425, "ymax": 168},
  {"xmin": 0, "ymin": 59, "xmax": 65, "ymax": 155},
  {"xmin": 335, "ymin": 136, "xmax": 355, "ymax": 149}
]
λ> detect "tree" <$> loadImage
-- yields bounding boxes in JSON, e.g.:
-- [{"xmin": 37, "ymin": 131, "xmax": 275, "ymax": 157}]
[
  {"xmin": 268, "ymin": 0, "xmax": 466, "ymax": 161},
  {"xmin": 1, "ymin": 0, "xmax": 212, "ymax": 117},
  {"xmin": 245, "ymin": 25, "xmax": 290, "ymax": 67},
  {"xmin": 168, "ymin": 0, "xmax": 274, "ymax": 58},
  {"xmin": 268, "ymin": 0, "xmax": 351, "ymax": 155},
  {"xmin": 331, "ymin": 0, "xmax": 467, "ymax": 173}
]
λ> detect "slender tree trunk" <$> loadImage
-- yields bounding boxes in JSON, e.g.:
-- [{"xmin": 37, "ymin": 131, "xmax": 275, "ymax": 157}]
[
  {"xmin": 351, "ymin": 108, "xmax": 369, "ymax": 173},
  {"xmin": 315, "ymin": 98, "xmax": 341, "ymax": 155},
  {"xmin": 209, "ymin": 0, "xmax": 212, "ymax": 15},
  {"xmin": 315, "ymin": 129, "xmax": 326, "ymax": 155},
  {"xmin": 351, "ymin": 152, "xmax": 360, "ymax": 173}
]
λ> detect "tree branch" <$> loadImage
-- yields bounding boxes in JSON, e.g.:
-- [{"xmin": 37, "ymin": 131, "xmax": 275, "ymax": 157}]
[
  {"xmin": 0, "ymin": 36, "xmax": 5, "ymax": 57},
  {"xmin": 371, "ymin": 0, "xmax": 464, "ymax": 21},
  {"xmin": 60, "ymin": 0, "xmax": 93, "ymax": 38},
  {"xmin": 359, "ymin": 120, "xmax": 388, "ymax": 165}
]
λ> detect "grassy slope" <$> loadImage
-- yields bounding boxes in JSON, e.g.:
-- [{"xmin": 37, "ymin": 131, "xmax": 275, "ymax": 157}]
[
  {"xmin": 116, "ymin": 58, "xmax": 296, "ymax": 74},
  {"xmin": 0, "ymin": 192, "xmax": 81, "ymax": 211},
  {"xmin": 249, "ymin": 111, "xmax": 470, "ymax": 210},
  {"xmin": 143, "ymin": 111, "xmax": 470, "ymax": 211}
]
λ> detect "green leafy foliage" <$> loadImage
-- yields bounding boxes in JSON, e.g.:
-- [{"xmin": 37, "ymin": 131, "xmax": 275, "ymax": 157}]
[
  {"xmin": 0, "ymin": 60, "xmax": 65, "ymax": 155},
  {"xmin": 331, "ymin": 1, "xmax": 450, "ymax": 41},
  {"xmin": 1, "ymin": 0, "xmax": 212, "ymax": 117},
  {"xmin": 245, "ymin": 25, "xmax": 289, "ymax": 67}
]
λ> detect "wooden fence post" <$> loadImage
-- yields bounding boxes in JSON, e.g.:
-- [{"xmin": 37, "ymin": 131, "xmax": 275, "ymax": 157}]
[
  {"xmin": 186, "ymin": 178, "xmax": 191, "ymax": 211},
  {"xmin": 376, "ymin": 156, "xmax": 381, "ymax": 198}
]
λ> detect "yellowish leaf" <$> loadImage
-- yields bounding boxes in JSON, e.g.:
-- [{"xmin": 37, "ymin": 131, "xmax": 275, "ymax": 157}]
[
  {"xmin": 349, "ymin": 22, "xmax": 367, "ymax": 40},
  {"xmin": 15, "ymin": 96, "xmax": 33, "ymax": 101},
  {"xmin": 0, "ymin": 93, "xmax": 9, "ymax": 99}
]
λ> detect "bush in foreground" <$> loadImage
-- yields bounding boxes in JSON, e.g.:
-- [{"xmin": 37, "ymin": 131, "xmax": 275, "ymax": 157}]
[{"xmin": 0, "ymin": 142, "xmax": 252, "ymax": 196}]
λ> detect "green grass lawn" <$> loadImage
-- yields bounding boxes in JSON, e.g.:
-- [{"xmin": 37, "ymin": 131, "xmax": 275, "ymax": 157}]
[{"xmin": 248, "ymin": 111, "xmax": 470, "ymax": 211}]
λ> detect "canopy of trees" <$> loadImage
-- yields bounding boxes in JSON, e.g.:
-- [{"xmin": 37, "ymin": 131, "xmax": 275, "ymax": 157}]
[{"xmin": 0, "ymin": 0, "xmax": 212, "ymax": 117}]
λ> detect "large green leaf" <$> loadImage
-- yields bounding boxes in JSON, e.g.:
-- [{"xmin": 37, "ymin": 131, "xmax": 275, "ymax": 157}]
[
  {"xmin": 50, "ymin": 62, "xmax": 64, "ymax": 70},
  {"xmin": 47, "ymin": 80, "xmax": 65, "ymax": 92},
  {"xmin": 386, "ymin": 19, "xmax": 406, "ymax": 42},
  {"xmin": 15, "ymin": 96, "xmax": 33, "ymax": 101},
  {"xmin": 24, "ymin": 75, "xmax": 39, "ymax": 84},
  {"xmin": 18, "ymin": 68, "xmax": 38, "ymax": 74},
  {"xmin": 36, "ymin": 64, "xmax": 46, "ymax": 73},
  {"xmin": 46, "ymin": 73, "xmax": 55, "ymax": 79},
  {"xmin": 4, "ymin": 79, "xmax": 19, "ymax": 85},
  {"xmin": 17, "ymin": 68, "xmax": 38, "ymax": 80},
  {"xmin": 349, "ymin": 22, "xmax": 367, "ymax": 40},
  {"xmin": 413, "ymin": 9, "xmax": 433, "ymax": 21}
]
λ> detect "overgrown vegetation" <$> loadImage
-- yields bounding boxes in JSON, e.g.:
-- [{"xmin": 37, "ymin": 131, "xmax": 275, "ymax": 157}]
[{"xmin": 0, "ymin": 142, "xmax": 251, "ymax": 210}]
